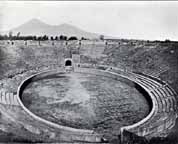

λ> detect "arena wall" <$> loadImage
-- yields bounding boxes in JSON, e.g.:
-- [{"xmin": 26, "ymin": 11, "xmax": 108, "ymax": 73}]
[{"xmin": 15, "ymin": 65, "xmax": 177, "ymax": 143}]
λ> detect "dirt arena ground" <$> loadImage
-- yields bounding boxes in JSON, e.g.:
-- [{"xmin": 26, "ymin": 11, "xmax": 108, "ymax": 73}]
[{"xmin": 22, "ymin": 72, "xmax": 149, "ymax": 140}]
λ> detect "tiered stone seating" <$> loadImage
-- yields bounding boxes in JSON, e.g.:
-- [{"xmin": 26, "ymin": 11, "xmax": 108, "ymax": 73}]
[
  {"xmin": 0, "ymin": 90, "xmax": 19, "ymax": 106},
  {"xmin": 136, "ymin": 72, "xmax": 165, "ymax": 85},
  {"xmin": 167, "ymin": 85, "xmax": 177, "ymax": 95},
  {"xmin": 130, "ymin": 72, "xmax": 175, "ymax": 113},
  {"xmin": 134, "ymin": 74, "xmax": 162, "ymax": 88},
  {"xmin": 136, "ymin": 80, "xmax": 152, "ymax": 91},
  {"xmin": 145, "ymin": 65, "xmax": 169, "ymax": 78},
  {"xmin": 105, "ymin": 66, "xmax": 177, "ymax": 140},
  {"xmin": 128, "ymin": 76, "xmax": 176, "ymax": 138},
  {"xmin": 137, "ymin": 78, "xmax": 175, "ymax": 114},
  {"xmin": 12, "ymin": 64, "xmax": 177, "ymax": 142},
  {"xmin": 165, "ymin": 86, "xmax": 174, "ymax": 96}
]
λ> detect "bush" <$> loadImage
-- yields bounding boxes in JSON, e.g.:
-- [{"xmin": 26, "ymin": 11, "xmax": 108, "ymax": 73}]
[
  {"xmin": 59, "ymin": 35, "xmax": 67, "ymax": 41},
  {"xmin": 68, "ymin": 36, "xmax": 78, "ymax": 41}
]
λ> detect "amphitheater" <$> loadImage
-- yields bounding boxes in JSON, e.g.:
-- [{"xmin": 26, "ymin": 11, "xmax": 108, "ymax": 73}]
[{"xmin": 0, "ymin": 40, "xmax": 177, "ymax": 143}]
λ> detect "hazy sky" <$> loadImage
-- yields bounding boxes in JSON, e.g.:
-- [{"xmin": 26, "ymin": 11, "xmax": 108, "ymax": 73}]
[{"xmin": 0, "ymin": 1, "xmax": 178, "ymax": 40}]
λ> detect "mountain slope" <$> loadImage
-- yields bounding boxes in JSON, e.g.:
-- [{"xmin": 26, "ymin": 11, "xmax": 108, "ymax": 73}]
[{"xmin": 10, "ymin": 18, "xmax": 99, "ymax": 39}]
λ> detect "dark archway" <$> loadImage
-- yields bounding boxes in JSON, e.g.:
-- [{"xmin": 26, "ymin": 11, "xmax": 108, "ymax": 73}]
[{"xmin": 65, "ymin": 60, "xmax": 72, "ymax": 66}]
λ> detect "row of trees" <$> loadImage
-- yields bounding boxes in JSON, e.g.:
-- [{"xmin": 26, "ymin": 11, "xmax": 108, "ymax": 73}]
[
  {"xmin": 0, "ymin": 34, "xmax": 88, "ymax": 41},
  {"xmin": 0, "ymin": 31, "xmax": 89, "ymax": 41}
]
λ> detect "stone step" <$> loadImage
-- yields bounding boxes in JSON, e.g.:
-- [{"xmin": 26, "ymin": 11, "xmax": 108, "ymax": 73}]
[
  {"xmin": 13, "ymin": 94, "xmax": 19, "ymax": 106},
  {"xmin": 151, "ymin": 89, "xmax": 168, "ymax": 112},
  {"xmin": 136, "ymin": 81, "xmax": 152, "ymax": 91},
  {"xmin": 6, "ymin": 92, "xmax": 11, "ymax": 105},
  {"xmin": 165, "ymin": 86, "xmax": 174, "ymax": 96},
  {"xmin": 1, "ymin": 91, "xmax": 6, "ymax": 104},
  {"xmin": 139, "ymin": 79, "xmax": 156, "ymax": 89},
  {"xmin": 0, "ymin": 90, "xmax": 19, "ymax": 106},
  {"xmin": 135, "ymin": 75, "xmax": 161, "ymax": 89},
  {"xmin": 157, "ymin": 88, "xmax": 168, "ymax": 98}
]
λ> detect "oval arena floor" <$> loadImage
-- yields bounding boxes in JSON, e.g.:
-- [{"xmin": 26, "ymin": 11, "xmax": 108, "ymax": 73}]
[{"xmin": 21, "ymin": 72, "xmax": 150, "ymax": 140}]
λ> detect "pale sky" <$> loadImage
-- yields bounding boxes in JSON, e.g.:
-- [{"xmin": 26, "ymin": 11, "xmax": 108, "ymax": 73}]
[{"xmin": 0, "ymin": 1, "xmax": 178, "ymax": 40}]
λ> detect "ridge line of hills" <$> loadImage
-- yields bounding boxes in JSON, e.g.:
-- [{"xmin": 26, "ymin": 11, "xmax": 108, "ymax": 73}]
[{"xmin": 1, "ymin": 18, "xmax": 103, "ymax": 39}]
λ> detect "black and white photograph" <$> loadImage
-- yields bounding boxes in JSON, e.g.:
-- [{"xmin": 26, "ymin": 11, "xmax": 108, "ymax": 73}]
[{"xmin": 0, "ymin": 1, "xmax": 178, "ymax": 143}]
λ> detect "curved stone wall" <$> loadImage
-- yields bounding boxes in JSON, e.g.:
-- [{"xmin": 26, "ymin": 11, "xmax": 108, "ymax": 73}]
[
  {"xmin": 16, "ymin": 65, "xmax": 178, "ymax": 142},
  {"xmin": 17, "ymin": 69, "xmax": 103, "ymax": 142},
  {"xmin": 107, "ymin": 67, "xmax": 178, "ymax": 142}
]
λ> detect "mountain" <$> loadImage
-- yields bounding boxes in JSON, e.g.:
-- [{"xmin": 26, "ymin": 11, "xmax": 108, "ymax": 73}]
[{"xmin": 8, "ymin": 18, "xmax": 100, "ymax": 39}]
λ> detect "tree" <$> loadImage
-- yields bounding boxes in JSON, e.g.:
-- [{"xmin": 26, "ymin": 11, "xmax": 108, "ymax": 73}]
[
  {"xmin": 81, "ymin": 37, "xmax": 88, "ymax": 40},
  {"xmin": 42, "ymin": 35, "xmax": 48, "ymax": 41},
  {"xmin": 59, "ymin": 35, "xmax": 63, "ymax": 40},
  {"xmin": 68, "ymin": 36, "xmax": 78, "ymax": 41},
  {"xmin": 59, "ymin": 35, "xmax": 67, "ymax": 41},
  {"xmin": 0, "ymin": 35, "xmax": 8, "ymax": 40},
  {"xmin": 55, "ymin": 36, "xmax": 58, "ymax": 41},
  {"xmin": 9, "ymin": 31, "xmax": 13, "ymax": 40},
  {"xmin": 33, "ymin": 36, "xmax": 37, "ymax": 41},
  {"xmin": 165, "ymin": 39, "xmax": 171, "ymax": 43},
  {"xmin": 63, "ymin": 36, "xmax": 67, "ymax": 40},
  {"xmin": 17, "ymin": 32, "xmax": 21, "ymax": 37},
  {"xmin": 99, "ymin": 35, "xmax": 104, "ymax": 40},
  {"xmin": 50, "ymin": 36, "xmax": 54, "ymax": 41}
]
